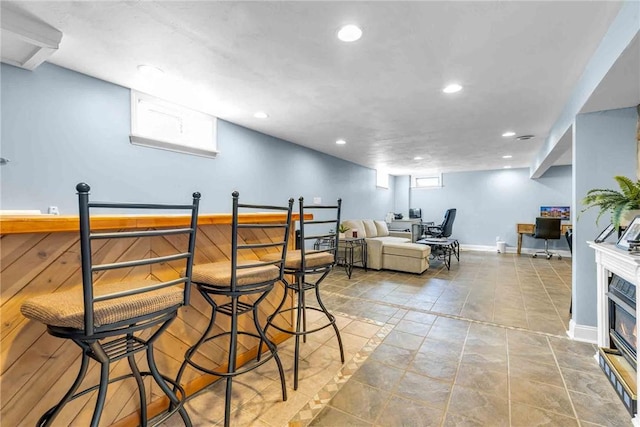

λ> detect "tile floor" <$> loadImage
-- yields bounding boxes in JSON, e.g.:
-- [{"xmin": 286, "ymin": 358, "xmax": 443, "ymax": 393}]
[{"xmin": 163, "ymin": 251, "xmax": 631, "ymax": 426}]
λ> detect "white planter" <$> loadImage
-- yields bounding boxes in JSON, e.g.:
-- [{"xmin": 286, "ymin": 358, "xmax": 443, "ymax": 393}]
[
  {"xmin": 339, "ymin": 232, "xmax": 345, "ymax": 239},
  {"xmin": 620, "ymin": 209, "xmax": 640, "ymax": 227}
]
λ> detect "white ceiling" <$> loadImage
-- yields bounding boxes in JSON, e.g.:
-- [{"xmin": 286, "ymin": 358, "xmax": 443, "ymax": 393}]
[{"xmin": 3, "ymin": 1, "xmax": 636, "ymax": 176}]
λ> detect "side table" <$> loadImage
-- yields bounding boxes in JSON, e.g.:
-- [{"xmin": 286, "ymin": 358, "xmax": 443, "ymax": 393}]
[
  {"xmin": 313, "ymin": 237, "xmax": 367, "ymax": 278},
  {"xmin": 337, "ymin": 237, "xmax": 367, "ymax": 278}
]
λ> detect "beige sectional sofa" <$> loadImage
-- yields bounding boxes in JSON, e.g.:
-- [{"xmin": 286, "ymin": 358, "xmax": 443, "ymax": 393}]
[{"xmin": 342, "ymin": 219, "xmax": 431, "ymax": 274}]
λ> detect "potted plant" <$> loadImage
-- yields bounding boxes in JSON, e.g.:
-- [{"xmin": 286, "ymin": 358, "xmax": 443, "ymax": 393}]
[
  {"xmin": 582, "ymin": 175, "xmax": 640, "ymax": 229},
  {"xmin": 338, "ymin": 223, "xmax": 350, "ymax": 239}
]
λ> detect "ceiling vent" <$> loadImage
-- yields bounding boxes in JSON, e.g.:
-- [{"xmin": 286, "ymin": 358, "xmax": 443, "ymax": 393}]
[
  {"xmin": 516, "ymin": 135, "xmax": 535, "ymax": 141},
  {"xmin": 1, "ymin": 6, "xmax": 62, "ymax": 70}
]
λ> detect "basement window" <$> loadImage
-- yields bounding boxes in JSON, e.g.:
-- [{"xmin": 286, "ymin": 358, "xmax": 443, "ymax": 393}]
[
  {"xmin": 414, "ymin": 175, "xmax": 442, "ymax": 188},
  {"xmin": 130, "ymin": 91, "xmax": 218, "ymax": 158},
  {"xmin": 376, "ymin": 170, "xmax": 389, "ymax": 189}
]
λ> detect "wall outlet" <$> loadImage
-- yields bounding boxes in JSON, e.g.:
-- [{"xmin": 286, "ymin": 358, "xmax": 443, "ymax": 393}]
[
  {"xmin": 496, "ymin": 236, "xmax": 500, "ymax": 241},
  {"xmin": 313, "ymin": 197, "xmax": 322, "ymax": 205},
  {"xmin": 48, "ymin": 206, "xmax": 60, "ymax": 215}
]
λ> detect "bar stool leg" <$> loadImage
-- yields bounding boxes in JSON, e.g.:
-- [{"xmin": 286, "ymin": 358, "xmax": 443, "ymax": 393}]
[
  {"xmin": 315, "ymin": 283, "xmax": 345, "ymax": 364},
  {"xmin": 293, "ymin": 275, "xmax": 305, "ymax": 390},
  {"xmin": 258, "ymin": 283, "xmax": 289, "ymax": 361},
  {"xmin": 38, "ymin": 351, "xmax": 91, "ymax": 426},
  {"xmin": 252, "ymin": 294, "xmax": 287, "ymax": 402},
  {"xmin": 91, "ymin": 354, "xmax": 111, "ymax": 427},
  {"xmin": 127, "ymin": 352, "xmax": 147, "ymax": 424},
  {"xmin": 223, "ymin": 297, "xmax": 240, "ymax": 427}
]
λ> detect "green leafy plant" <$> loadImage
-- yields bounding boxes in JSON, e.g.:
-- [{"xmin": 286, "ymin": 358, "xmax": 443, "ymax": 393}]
[
  {"xmin": 582, "ymin": 176, "xmax": 640, "ymax": 229},
  {"xmin": 338, "ymin": 223, "xmax": 350, "ymax": 233}
]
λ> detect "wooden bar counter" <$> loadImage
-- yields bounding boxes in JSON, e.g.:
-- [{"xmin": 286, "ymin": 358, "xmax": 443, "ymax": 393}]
[{"xmin": 0, "ymin": 213, "xmax": 303, "ymax": 426}]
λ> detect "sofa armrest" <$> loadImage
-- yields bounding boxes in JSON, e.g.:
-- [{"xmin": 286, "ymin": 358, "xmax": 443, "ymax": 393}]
[
  {"xmin": 389, "ymin": 231, "xmax": 412, "ymax": 239},
  {"xmin": 365, "ymin": 238, "xmax": 384, "ymax": 270}
]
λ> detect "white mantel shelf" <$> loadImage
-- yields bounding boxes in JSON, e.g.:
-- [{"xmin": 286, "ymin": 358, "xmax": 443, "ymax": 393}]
[{"xmin": 589, "ymin": 241, "xmax": 640, "ymax": 426}]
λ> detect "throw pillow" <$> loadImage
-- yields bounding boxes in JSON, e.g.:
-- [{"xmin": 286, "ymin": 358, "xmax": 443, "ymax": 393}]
[
  {"xmin": 362, "ymin": 220, "xmax": 377, "ymax": 238},
  {"xmin": 374, "ymin": 220, "xmax": 389, "ymax": 236}
]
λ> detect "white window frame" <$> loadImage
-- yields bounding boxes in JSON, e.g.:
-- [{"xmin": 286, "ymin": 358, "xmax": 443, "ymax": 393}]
[
  {"xmin": 413, "ymin": 174, "xmax": 442, "ymax": 188},
  {"xmin": 376, "ymin": 170, "xmax": 389, "ymax": 189},
  {"xmin": 130, "ymin": 91, "xmax": 218, "ymax": 158}
]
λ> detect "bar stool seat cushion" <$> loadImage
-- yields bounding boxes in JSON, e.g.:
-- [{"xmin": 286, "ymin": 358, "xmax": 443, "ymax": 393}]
[
  {"xmin": 21, "ymin": 280, "xmax": 183, "ymax": 329},
  {"xmin": 191, "ymin": 260, "xmax": 280, "ymax": 287},
  {"xmin": 261, "ymin": 250, "xmax": 333, "ymax": 270}
]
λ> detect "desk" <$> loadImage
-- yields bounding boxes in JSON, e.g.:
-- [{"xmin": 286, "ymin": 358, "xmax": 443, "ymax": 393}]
[{"xmin": 517, "ymin": 223, "xmax": 572, "ymax": 255}]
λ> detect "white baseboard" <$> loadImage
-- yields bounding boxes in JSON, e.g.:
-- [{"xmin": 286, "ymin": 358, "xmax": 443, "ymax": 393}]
[
  {"xmin": 459, "ymin": 244, "xmax": 572, "ymax": 258},
  {"xmin": 567, "ymin": 319, "xmax": 597, "ymax": 343}
]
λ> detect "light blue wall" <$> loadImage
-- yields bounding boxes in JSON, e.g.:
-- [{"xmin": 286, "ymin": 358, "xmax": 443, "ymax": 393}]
[
  {"xmin": 0, "ymin": 63, "xmax": 393, "ymax": 218},
  {"xmin": 409, "ymin": 166, "xmax": 572, "ymax": 249},
  {"xmin": 393, "ymin": 175, "xmax": 410, "ymax": 217},
  {"xmin": 573, "ymin": 107, "xmax": 638, "ymax": 328}
]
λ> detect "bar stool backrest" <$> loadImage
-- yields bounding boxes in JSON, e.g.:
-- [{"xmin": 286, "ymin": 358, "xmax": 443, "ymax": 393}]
[
  {"xmin": 76, "ymin": 182, "xmax": 200, "ymax": 336},
  {"xmin": 298, "ymin": 197, "xmax": 342, "ymax": 271},
  {"xmin": 230, "ymin": 191, "xmax": 295, "ymax": 291}
]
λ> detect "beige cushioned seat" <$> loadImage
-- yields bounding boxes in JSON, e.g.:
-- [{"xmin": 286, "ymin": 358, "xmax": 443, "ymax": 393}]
[
  {"xmin": 20, "ymin": 280, "xmax": 183, "ymax": 329},
  {"xmin": 191, "ymin": 260, "xmax": 280, "ymax": 287},
  {"xmin": 383, "ymin": 242, "xmax": 431, "ymax": 258},
  {"xmin": 261, "ymin": 250, "xmax": 333, "ymax": 269}
]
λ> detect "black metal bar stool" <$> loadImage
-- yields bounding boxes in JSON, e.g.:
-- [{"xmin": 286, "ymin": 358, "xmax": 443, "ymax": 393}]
[
  {"xmin": 174, "ymin": 191, "xmax": 294, "ymax": 427},
  {"xmin": 20, "ymin": 182, "xmax": 200, "ymax": 427},
  {"xmin": 259, "ymin": 197, "xmax": 344, "ymax": 390}
]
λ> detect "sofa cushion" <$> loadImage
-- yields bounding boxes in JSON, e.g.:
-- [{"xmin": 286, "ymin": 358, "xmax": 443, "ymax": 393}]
[
  {"xmin": 362, "ymin": 220, "xmax": 377, "ymax": 238},
  {"xmin": 383, "ymin": 242, "xmax": 431, "ymax": 258},
  {"xmin": 374, "ymin": 220, "xmax": 389, "ymax": 237},
  {"xmin": 342, "ymin": 219, "xmax": 365, "ymax": 238},
  {"xmin": 342, "ymin": 219, "xmax": 364, "ymax": 237}
]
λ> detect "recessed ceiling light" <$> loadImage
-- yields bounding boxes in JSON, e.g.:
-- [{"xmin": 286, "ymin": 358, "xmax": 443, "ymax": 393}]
[
  {"xmin": 413, "ymin": 156, "xmax": 423, "ymax": 160},
  {"xmin": 503, "ymin": 165, "xmax": 512, "ymax": 169},
  {"xmin": 502, "ymin": 131, "xmax": 516, "ymax": 137},
  {"xmin": 337, "ymin": 24, "xmax": 362, "ymax": 42},
  {"xmin": 254, "ymin": 111, "xmax": 269, "ymax": 119},
  {"xmin": 336, "ymin": 139, "xmax": 346, "ymax": 145},
  {"xmin": 137, "ymin": 64, "xmax": 164, "ymax": 77},
  {"xmin": 442, "ymin": 83, "xmax": 462, "ymax": 94},
  {"xmin": 516, "ymin": 135, "xmax": 535, "ymax": 141},
  {"xmin": 502, "ymin": 155, "xmax": 513, "ymax": 159}
]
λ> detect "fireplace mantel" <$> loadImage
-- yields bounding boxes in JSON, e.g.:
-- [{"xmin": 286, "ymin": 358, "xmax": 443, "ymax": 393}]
[{"xmin": 589, "ymin": 241, "xmax": 640, "ymax": 425}]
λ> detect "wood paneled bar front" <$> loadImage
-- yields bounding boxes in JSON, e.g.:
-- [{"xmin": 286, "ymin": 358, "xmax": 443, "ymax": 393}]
[{"xmin": 0, "ymin": 213, "xmax": 305, "ymax": 427}]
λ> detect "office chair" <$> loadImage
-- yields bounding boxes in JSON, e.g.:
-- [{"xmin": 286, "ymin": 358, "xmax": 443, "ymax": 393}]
[
  {"xmin": 20, "ymin": 183, "xmax": 200, "ymax": 427},
  {"xmin": 425, "ymin": 208, "xmax": 457, "ymax": 238},
  {"xmin": 532, "ymin": 217, "xmax": 562, "ymax": 260}
]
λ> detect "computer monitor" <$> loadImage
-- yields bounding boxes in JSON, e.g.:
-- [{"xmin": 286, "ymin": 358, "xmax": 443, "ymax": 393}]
[
  {"xmin": 409, "ymin": 208, "xmax": 422, "ymax": 219},
  {"xmin": 540, "ymin": 206, "xmax": 570, "ymax": 220}
]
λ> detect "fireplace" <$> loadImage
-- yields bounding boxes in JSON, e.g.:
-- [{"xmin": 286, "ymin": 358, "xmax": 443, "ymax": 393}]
[{"xmin": 599, "ymin": 274, "xmax": 637, "ymax": 415}]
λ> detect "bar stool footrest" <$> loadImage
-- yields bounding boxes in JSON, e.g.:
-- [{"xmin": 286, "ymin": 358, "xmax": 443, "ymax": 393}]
[
  {"xmin": 183, "ymin": 331, "xmax": 279, "ymax": 377},
  {"xmin": 266, "ymin": 306, "xmax": 336, "ymax": 336}
]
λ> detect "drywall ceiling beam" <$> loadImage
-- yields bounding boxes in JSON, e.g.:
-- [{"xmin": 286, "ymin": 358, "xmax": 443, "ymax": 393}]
[
  {"xmin": 530, "ymin": 1, "xmax": 639, "ymax": 179},
  {"xmin": 1, "ymin": 6, "xmax": 62, "ymax": 70}
]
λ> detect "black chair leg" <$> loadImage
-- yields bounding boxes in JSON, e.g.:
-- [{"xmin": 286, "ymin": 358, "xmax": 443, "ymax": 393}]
[
  {"xmin": 315, "ymin": 281, "xmax": 345, "ymax": 364},
  {"xmin": 91, "ymin": 355, "xmax": 111, "ymax": 427},
  {"xmin": 258, "ymin": 283, "xmax": 289, "ymax": 362},
  {"xmin": 38, "ymin": 350, "xmax": 91, "ymax": 426},
  {"xmin": 223, "ymin": 298, "xmax": 240, "ymax": 427},
  {"xmin": 127, "ymin": 352, "xmax": 147, "ymax": 425},
  {"xmin": 252, "ymin": 303, "xmax": 287, "ymax": 401}
]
